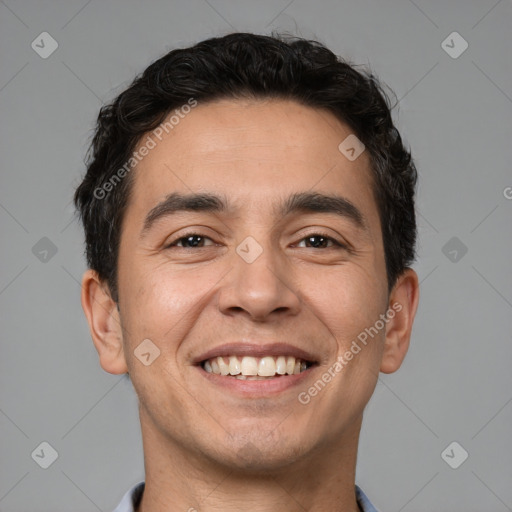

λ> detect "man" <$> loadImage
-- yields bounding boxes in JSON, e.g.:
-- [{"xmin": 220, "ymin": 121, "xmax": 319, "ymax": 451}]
[{"xmin": 74, "ymin": 32, "xmax": 419, "ymax": 512}]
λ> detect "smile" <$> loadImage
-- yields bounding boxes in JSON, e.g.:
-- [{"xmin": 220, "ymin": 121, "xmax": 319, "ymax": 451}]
[{"xmin": 202, "ymin": 355, "xmax": 313, "ymax": 379}]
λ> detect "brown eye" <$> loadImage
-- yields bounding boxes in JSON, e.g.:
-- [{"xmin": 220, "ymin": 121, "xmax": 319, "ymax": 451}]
[
  {"xmin": 167, "ymin": 234, "xmax": 215, "ymax": 248},
  {"xmin": 297, "ymin": 234, "xmax": 345, "ymax": 249}
]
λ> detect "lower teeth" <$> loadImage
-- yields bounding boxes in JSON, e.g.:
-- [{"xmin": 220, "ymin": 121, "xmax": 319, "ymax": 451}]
[{"xmin": 234, "ymin": 374, "xmax": 283, "ymax": 380}]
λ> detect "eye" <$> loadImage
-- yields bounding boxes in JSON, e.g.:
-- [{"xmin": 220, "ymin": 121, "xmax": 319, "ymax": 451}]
[
  {"xmin": 296, "ymin": 233, "xmax": 346, "ymax": 249},
  {"xmin": 166, "ymin": 233, "xmax": 216, "ymax": 249},
  {"xmin": 165, "ymin": 232, "xmax": 346, "ymax": 250}
]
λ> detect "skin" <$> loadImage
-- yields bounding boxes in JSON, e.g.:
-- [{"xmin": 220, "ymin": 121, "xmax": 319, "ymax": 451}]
[{"xmin": 81, "ymin": 98, "xmax": 419, "ymax": 512}]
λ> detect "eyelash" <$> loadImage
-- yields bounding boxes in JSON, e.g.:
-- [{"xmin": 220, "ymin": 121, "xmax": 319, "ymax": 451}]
[{"xmin": 166, "ymin": 231, "xmax": 347, "ymax": 250}]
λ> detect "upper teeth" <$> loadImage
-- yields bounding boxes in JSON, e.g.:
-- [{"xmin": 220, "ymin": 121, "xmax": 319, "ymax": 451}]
[{"xmin": 203, "ymin": 355, "xmax": 308, "ymax": 377}]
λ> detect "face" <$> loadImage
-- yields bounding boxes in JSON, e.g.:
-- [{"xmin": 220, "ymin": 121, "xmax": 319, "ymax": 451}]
[{"xmin": 87, "ymin": 98, "xmax": 417, "ymax": 472}]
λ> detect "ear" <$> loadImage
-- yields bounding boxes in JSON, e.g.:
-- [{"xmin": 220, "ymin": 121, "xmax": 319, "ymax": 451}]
[
  {"xmin": 380, "ymin": 268, "xmax": 420, "ymax": 374},
  {"xmin": 80, "ymin": 269, "xmax": 128, "ymax": 375}
]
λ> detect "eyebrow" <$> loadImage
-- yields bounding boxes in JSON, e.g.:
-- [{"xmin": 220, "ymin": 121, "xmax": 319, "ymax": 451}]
[{"xmin": 140, "ymin": 191, "xmax": 368, "ymax": 237}]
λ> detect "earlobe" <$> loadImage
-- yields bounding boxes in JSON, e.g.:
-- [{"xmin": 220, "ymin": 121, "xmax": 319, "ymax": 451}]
[
  {"xmin": 380, "ymin": 268, "xmax": 420, "ymax": 374},
  {"xmin": 80, "ymin": 269, "xmax": 129, "ymax": 375}
]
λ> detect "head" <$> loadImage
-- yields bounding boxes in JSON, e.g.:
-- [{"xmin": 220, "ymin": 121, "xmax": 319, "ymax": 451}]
[{"xmin": 75, "ymin": 33, "xmax": 419, "ymax": 471}]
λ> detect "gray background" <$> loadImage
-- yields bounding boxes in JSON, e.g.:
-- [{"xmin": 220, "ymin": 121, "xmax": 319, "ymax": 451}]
[{"xmin": 1, "ymin": 0, "xmax": 511, "ymax": 510}]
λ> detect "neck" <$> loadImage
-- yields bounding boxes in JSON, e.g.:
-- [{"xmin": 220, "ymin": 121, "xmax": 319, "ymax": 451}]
[{"xmin": 136, "ymin": 410, "xmax": 363, "ymax": 512}]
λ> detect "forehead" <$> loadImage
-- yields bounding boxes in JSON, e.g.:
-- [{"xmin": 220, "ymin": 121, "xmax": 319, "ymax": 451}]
[{"xmin": 126, "ymin": 98, "xmax": 380, "ymax": 234}]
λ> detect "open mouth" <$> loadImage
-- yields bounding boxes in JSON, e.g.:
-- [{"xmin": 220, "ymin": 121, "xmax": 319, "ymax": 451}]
[{"xmin": 201, "ymin": 355, "xmax": 315, "ymax": 380}]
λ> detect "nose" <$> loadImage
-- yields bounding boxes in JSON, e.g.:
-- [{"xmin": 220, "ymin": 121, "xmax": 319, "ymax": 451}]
[{"xmin": 217, "ymin": 241, "xmax": 301, "ymax": 322}]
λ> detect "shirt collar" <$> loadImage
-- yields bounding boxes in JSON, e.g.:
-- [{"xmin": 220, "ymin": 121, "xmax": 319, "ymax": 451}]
[
  {"xmin": 112, "ymin": 482, "xmax": 380, "ymax": 512},
  {"xmin": 112, "ymin": 481, "xmax": 144, "ymax": 512},
  {"xmin": 355, "ymin": 485, "xmax": 381, "ymax": 512}
]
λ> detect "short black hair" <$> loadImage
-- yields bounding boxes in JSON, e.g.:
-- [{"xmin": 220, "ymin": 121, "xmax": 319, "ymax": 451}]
[{"xmin": 74, "ymin": 32, "xmax": 417, "ymax": 303}]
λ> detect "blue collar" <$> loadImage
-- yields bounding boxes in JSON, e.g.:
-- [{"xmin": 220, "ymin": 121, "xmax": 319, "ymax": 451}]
[{"xmin": 113, "ymin": 482, "xmax": 380, "ymax": 512}]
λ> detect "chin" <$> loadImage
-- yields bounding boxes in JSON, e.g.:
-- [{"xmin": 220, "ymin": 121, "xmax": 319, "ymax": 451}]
[{"xmin": 201, "ymin": 431, "xmax": 311, "ymax": 473}]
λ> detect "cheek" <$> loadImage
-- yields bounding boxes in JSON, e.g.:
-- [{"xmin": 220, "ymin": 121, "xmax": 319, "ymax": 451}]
[
  {"xmin": 307, "ymin": 271, "xmax": 386, "ymax": 423},
  {"xmin": 120, "ymin": 259, "xmax": 226, "ymax": 352},
  {"xmin": 304, "ymin": 263, "xmax": 386, "ymax": 352},
  {"xmin": 126, "ymin": 274, "xmax": 190, "ymax": 336}
]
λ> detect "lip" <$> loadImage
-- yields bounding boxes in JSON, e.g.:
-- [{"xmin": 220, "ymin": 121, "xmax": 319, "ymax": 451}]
[
  {"xmin": 192, "ymin": 342, "xmax": 319, "ymax": 365},
  {"xmin": 196, "ymin": 363, "xmax": 317, "ymax": 397}
]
